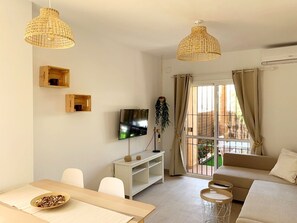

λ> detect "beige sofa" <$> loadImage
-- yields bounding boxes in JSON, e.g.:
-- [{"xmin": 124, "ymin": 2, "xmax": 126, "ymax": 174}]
[
  {"xmin": 213, "ymin": 153, "xmax": 291, "ymax": 201},
  {"xmin": 213, "ymin": 153, "xmax": 297, "ymax": 223}
]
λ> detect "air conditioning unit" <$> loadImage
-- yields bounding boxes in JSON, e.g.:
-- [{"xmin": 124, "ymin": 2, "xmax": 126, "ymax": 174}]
[{"xmin": 261, "ymin": 45, "xmax": 297, "ymax": 65}]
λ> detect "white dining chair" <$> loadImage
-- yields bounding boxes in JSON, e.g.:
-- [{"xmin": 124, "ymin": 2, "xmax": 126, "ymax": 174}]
[
  {"xmin": 98, "ymin": 177, "xmax": 125, "ymax": 198},
  {"xmin": 61, "ymin": 168, "xmax": 84, "ymax": 188}
]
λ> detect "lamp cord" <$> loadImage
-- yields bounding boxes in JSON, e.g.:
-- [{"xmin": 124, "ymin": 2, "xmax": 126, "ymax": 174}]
[
  {"xmin": 145, "ymin": 128, "xmax": 161, "ymax": 151},
  {"xmin": 145, "ymin": 132, "xmax": 154, "ymax": 151}
]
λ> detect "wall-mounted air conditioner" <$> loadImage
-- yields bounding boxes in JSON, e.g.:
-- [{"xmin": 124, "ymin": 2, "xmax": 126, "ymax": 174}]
[{"xmin": 261, "ymin": 45, "xmax": 297, "ymax": 65}]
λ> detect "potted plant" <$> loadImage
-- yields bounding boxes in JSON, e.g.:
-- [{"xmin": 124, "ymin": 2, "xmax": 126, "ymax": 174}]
[{"xmin": 155, "ymin": 96, "xmax": 170, "ymax": 132}]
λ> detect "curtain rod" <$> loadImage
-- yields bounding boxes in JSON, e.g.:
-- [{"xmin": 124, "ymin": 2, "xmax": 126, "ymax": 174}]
[
  {"xmin": 172, "ymin": 74, "xmax": 192, "ymax": 78},
  {"xmin": 170, "ymin": 66, "xmax": 277, "ymax": 78},
  {"xmin": 233, "ymin": 66, "xmax": 278, "ymax": 73}
]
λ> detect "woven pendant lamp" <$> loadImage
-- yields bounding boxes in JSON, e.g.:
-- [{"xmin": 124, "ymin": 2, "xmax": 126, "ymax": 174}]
[
  {"xmin": 177, "ymin": 20, "xmax": 221, "ymax": 61},
  {"xmin": 24, "ymin": 4, "xmax": 75, "ymax": 49}
]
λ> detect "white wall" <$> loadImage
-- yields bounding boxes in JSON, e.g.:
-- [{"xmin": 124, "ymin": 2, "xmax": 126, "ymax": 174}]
[
  {"xmin": 261, "ymin": 63, "xmax": 297, "ymax": 157},
  {"xmin": 162, "ymin": 49, "xmax": 297, "ymax": 168},
  {"xmin": 0, "ymin": 0, "xmax": 33, "ymax": 191},
  {"xmin": 33, "ymin": 14, "xmax": 162, "ymax": 190}
]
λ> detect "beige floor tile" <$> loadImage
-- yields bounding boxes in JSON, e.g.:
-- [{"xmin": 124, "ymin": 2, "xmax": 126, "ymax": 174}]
[{"xmin": 134, "ymin": 174, "xmax": 242, "ymax": 223}]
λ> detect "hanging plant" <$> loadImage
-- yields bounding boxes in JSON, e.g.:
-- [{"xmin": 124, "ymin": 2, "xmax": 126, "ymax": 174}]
[{"xmin": 155, "ymin": 96, "xmax": 170, "ymax": 132}]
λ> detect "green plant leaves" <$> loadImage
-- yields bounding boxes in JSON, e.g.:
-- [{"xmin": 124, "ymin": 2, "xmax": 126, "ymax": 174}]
[{"xmin": 155, "ymin": 97, "xmax": 170, "ymax": 132}]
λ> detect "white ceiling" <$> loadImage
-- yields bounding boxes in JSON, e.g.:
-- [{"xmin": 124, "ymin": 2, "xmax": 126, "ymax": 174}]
[{"xmin": 30, "ymin": 0, "xmax": 297, "ymax": 58}]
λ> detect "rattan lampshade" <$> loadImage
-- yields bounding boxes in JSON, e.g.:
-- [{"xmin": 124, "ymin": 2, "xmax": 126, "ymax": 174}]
[
  {"xmin": 24, "ymin": 8, "xmax": 75, "ymax": 49},
  {"xmin": 177, "ymin": 25, "xmax": 221, "ymax": 61}
]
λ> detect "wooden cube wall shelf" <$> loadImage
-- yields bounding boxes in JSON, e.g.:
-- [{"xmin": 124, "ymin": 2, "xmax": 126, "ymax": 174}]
[
  {"xmin": 66, "ymin": 94, "xmax": 91, "ymax": 112},
  {"xmin": 40, "ymin": 66, "xmax": 70, "ymax": 88}
]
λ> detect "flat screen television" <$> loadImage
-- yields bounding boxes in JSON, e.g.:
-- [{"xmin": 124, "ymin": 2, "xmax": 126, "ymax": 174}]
[{"xmin": 118, "ymin": 109, "xmax": 149, "ymax": 140}]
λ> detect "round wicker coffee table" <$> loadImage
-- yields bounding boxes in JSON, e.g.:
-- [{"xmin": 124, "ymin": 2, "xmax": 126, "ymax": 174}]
[{"xmin": 200, "ymin": 188, "xmax": 233, "ymax": 223}]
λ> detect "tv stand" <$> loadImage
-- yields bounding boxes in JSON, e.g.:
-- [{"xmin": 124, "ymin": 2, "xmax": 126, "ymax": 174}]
[{"xmin": 113, "ymin": 151, "xmax": 164, "ymax": 199}]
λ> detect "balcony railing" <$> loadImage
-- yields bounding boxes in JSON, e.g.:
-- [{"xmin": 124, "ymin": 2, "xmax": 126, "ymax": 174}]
[{"xmin": 186, "ymin": 138, "xmax": 250, "ymax": 176}]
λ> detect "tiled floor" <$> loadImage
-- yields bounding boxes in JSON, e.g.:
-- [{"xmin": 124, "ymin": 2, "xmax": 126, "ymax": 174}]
[{"xmin": 134, "ymin": 174, "xmax": 242, "ymax": 223}]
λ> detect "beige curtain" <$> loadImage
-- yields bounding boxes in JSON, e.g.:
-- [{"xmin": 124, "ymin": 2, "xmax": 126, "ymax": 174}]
[
  {"xmin": 232, "ymin": 68, "xmax": 264, "ymax": 155},
  {"xmin": 169, "ymin": 74, "xmax": 192, "ymax": 176}
]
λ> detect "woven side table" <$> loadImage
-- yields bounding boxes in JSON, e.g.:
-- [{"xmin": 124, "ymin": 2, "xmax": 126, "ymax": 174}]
[
  {"xmin": 200, "ymin": 188, "xmax": 233, "ymax": 223},
  {"xmin": 208, "ymin": 180, "xmax": 233, "ymax": 192}
]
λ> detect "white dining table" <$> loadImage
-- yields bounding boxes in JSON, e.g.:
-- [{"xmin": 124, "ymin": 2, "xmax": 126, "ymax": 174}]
[{"xmin": 0, "ymin": 179, "xmax": 155, "ymax": 223}]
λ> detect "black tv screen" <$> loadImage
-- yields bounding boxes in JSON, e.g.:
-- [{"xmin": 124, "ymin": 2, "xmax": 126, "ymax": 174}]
[{"xmin": 118, "ymin": 109, "xmax": 149, "ymax": 140}]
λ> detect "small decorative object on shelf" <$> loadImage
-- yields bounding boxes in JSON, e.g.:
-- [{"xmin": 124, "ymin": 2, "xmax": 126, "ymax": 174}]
[
  {"xmin": 136, "ymin": 155, "xmax": 141, "ymax": 160},
  {"xmin": 65, "ymin": 94, "xmax": 91, "ymax": 112},
  {"xmin": 124, "ymin": 155, "xmax": 132, "ymax": 162},
  {"xmin": 155, "ymin": 96, "xmax": 170, "ymax": 132},
  {"xmin": 40, "ymin": 66, "xmax": 70, "ymax": 88},
  {"xmin": 48, "ymin": 78, "xmax": 59, "ymax": 86},
  {"xmin": 74, "ymin": 105, "xmax": 82, "ymax": 111}
]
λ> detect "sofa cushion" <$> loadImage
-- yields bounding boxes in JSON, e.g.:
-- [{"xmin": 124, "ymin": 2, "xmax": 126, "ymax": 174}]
[
  {"xmin": 269, "ymin": 148, "xmax": 297, "ymax": 183},
  {"xmin": 214, "ymin": 166, "xmax": 290, "ymax": 189},
  {"xmin": 223, "ymin": 153, "xmax": 277, "ymax": 171},
  {"xmin": 236, "ymin": 180, "xmax": 297, "ymax": 223}
]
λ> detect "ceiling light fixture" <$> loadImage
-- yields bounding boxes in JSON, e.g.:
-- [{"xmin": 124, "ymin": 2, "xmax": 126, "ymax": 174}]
[
  {"xmin": 177, "ymin": 20, "xmax": 221, "ymax": 61},
  {"xmin": 24, "ymin": 0, "xmax": 75, "ymax": 49}
]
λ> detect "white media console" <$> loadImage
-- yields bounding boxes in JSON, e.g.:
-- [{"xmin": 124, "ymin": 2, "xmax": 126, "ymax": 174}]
[{"xmin": 113, "ymin": 151, "xmax": 165, "ymax": 199}]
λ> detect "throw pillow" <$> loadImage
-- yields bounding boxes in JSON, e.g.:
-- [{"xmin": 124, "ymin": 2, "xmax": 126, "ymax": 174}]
[{"xmin": 269, "ymin": 148, "xmax": 297, "ymax": 183}]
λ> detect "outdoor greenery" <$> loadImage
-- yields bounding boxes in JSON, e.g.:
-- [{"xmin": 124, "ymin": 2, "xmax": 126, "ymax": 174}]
[
  {"xmin": 197, "ymin": 139, "xmax": 222, "ymax": 166},
  {"xmin": 197, "ymin": 140, "xmax": 214, "ymax": 163},
  {"xmin": 205, "ymin": 155, "xmax": 223, "ymax": 167}
]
